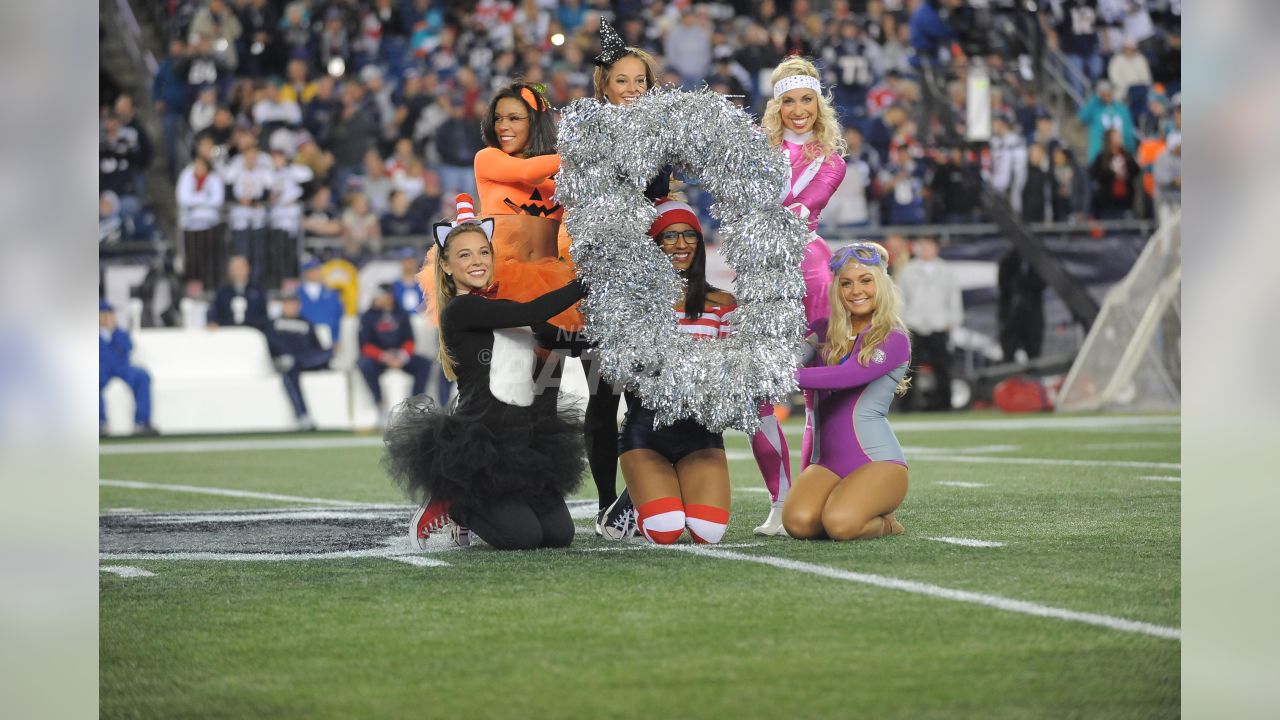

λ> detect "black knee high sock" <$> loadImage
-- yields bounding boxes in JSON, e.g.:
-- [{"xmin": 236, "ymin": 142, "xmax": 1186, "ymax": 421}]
[{"xmin": 584, "ymin": 388, "xmax": 621, "ymax": 510}]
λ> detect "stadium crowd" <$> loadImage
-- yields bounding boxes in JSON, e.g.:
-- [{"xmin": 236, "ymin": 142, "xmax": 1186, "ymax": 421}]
[{"xmin": 101, "ymin": 0, "xmax": 1181, "ymax": 290}]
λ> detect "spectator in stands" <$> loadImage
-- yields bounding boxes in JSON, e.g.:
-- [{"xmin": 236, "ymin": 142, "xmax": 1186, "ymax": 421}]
[
  {"xmin": 297, "ymin": 258, "xmax": 345, "ymax": 346},
  {"xmin": 188, "ymin": 0, "xmax": 242, "ymax": 73},
  {"xmin": 896, "ymin": 235, "xmax": 963, "ymax": 411},
  {"xmin": 1051, "ymin": 146, "xmax": 1088, "ymax": 222},
  {"xmin": 391, "ymin": 247, "xmax": 425, "ymax": 314},
  {"xmin": 881, "ymin": 149, "xmax": 926, "ymax": 226},
  {"xmin": 1089, "ymin": 129, "xmax": 1140, "ymax": 220},
  {"xmin": 188, "ymin": 86, "xmax": 219, "ymax": 136},
  {"xmin": 357, "ymin": 284, "xmax": 432, "ymax": 425},
  {"xmin": 1079, "ymin": 80, "xmax": 1136, "ymax": 163},
  {"xmin": 178, "ymin": 35, "xmax": 229, "ymax": 104},
  {"xmin": 825, "ymin": 126, "xmax": 878, "ymax": 228},
  {"xmin": 380, "ymin": 189, "xmax": 425, "ymax": 237},
  {"xmin": 267, "ymin": 292, "xmax": 333, "ymax": 432},
  {"xmin": 1049, "ymin": 0, "xmax": 1103, "ymax": 95},
  {"xmin": 665, "ymin": 11, "xmax": 712, "ymax": 88},
  {"xmin": 100, "ymin": 299, "xmax": 157, "ymax": 437},
  {"xmin": 1107, "ymin": 38, "xmax": 1153, "ymax": 101},
  {"xmin": 223, "ymin": 135, "xmax": 274, "ymax": 279},
  {"xmin": 1138, "ymin": 88, "xmax": 1176, "ymax": 140},
  {"xmin": 928, "ymin": 146, "xmax": 981, "ymax": 224},
  {"xmin": 303, "ymin": 75, "xmax": 340, "ymax": 141},
  {"xmin": 99, "ymin": 191, "xmax": 124, "ymax": 245},
  {"xmin": 280, "ymin": 58, "xmax": 318, "ymax": 105},
  {"xmin": 326, "ymin": 82, "xmax": 378, "ymax": 194},
  {"xmin": 997, "ymin": 249, "xmax": 1046, "ymax": 364},
  {"xmin": 238, "ymin": 0, "xmax": 281, "ymax": 78},
  {"xmin": 1153, "ymin": 29, "xmax": 1180, "ymax": 95},
  {"xmin": 1021, "ymin": 143, "xmax": 1053, "ymax": 224},
  {"xmin": 360, "ymin": 149, "xmax": 395, "ymax": 214},
  {"xmin": 990, "ymin": 114, "xmax": 1028, "ymax": 214},
  {"xmin": 176, "ymin": 154, "xmax": 226, "ymax": 292},
  {"xmin": 1153, "ymin": 136, "xmax": 1181, "ymax": 227},
  {"xmin": 209, "ymin": 255, "xmax": 268, "ymax": 330},
  {"xmin": 152, "ymin": 38, "xmax": 189, "ymax": 182},
  {"xmin": 883, "ymin": 233, "xmax": 911, "ymax": 277},
  {"xmin": 197, "ymin": 106, "xmax": 236, "ymax": 164},
  {"xmin": 113, "ymin": 95, "xmax": 154, "ymax": 197},
  {"xmin": 99, "ymin": 112, "xmax": 144, "ymax": 235},
  {"xmin": 303, "ymin": 186, "xmax": 342, "ymax": 237},
  {"xmin": 265, "ymin": 147, "xmax": 313, "ymax": 287},
  {"xmin": 252, "ymin": 77, "xmax": 303, "ymax": 143},
  {"xmin": 340, "ymin": 191, "xmax": 382, "ymax": 258},
  {"xmin": 434, "ymin": 94, "xmax": 481, "ymax": 200}
]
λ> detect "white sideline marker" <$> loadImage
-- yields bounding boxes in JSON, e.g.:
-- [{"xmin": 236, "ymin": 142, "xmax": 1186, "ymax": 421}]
[
  {"xmin": 936, "ymin": 481, "xmax": 989, "ymax": 488},
  {"xmin": 100, "ymin": 479, "xmax": 368, "ymax": 507},
  {"xmin": 100, "ymin": 566, "xmax": 155, "ymax": 578},
  {"xmin": 1139, "ymin": 475, "xmax": 1182, "ymax": 483},
  {"xmin": 669, "ymin": 545, "xmax": 1180, "ymax": 641},
  {"xmin": 387, "ymin": 555, "xmax": 451, "ymax": 568},
  {"xmin": 925, "ymin": 536, "xmax": 1006, "ymax": 548}
]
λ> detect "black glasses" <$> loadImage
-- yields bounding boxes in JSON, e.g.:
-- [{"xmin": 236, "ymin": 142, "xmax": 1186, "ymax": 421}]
[{"xmin": 659, "ymin": 229, "xmax": 699, "ymax": 246}]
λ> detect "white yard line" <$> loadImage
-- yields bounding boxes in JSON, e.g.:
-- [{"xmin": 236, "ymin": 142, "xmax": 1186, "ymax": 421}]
[
  {"xmin": 909, "ymin": 455, "xmax": 1179, "ymax": 470},
  {"xmin": 100, "ymin": 546, "xmax": 412, "ymax": 562},
  {"xmin": 100, "ymin": 566, "xmax": 156, "ymax": 578},
  {"xmin": 1139, "ymin": 476, "xmax": 1182, "ymax": 483},
  {"xmin": 387, "ymin": 555, "xmax": 452, "ymax": 568},
  {"xmin": 1079, "ymin": 442, "xmax": 1180, "ymax": 450},
  {"xmin": 890, "ymin": 416, "xmax": 1178, "ymax": 432},
  {"xmin": 668, "ymin": 546, "xmax": 1180, "ymax": 641},
  {"xmin": 100, "ymin": 479, "xmax": 371, "ymax": 507},
  {"xmin": 936, "ymin": 481, "xmax": 989, "ymax": 488},
  {"xmin": 925, "ymin": 537, "xmax": 1007, "ymax": 548},
  {"xmin": 98, "ymin": 416, "xmax": 1178, "ymax": 457},
  {"xmin": 100, "ymin": 436, "xmax": 384, "ymax": 455}
]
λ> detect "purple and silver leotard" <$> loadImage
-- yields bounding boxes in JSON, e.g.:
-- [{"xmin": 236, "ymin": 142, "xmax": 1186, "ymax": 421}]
[{"xmin": 796, "ymin": 328, "xmax": 911, "ymax": 478}]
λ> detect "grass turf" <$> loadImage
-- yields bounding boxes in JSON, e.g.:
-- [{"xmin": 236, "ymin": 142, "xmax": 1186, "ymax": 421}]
[{"xmin": 99, "ymin": 413, "xmax": 1180, "ymax": 719}]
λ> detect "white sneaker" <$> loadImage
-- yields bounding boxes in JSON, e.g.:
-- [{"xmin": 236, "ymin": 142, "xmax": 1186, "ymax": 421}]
[
  {"xmin": 296, "ymin": 414, "xmax": 317, "ymax": 432},
  {"xmin": 753, "ymin": 503, "xmax": 789, "ymax": 537},
  {"xmin": 450, "ymin": 523, "xmax": 474, "ymax": 548}
]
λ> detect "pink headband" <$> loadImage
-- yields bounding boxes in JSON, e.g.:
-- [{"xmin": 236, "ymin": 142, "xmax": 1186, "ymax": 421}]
[{"xmin": 772, "ymin": 74, "xmax": 822, "ymax": 100}]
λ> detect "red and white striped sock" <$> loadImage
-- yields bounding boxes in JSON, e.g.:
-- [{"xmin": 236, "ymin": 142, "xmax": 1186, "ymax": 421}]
[
  {"xmin": 685, "ymin": 504, "xmax": 730, "ymax": 544},
  {"xmin": 637, "ymin": 497, "xmax": 685, "ymax": 545}
]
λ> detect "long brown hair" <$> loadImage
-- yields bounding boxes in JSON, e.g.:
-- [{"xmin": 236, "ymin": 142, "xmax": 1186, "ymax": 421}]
[
  {"xmin": 432, "ymin": 224, "xmax": 491, "ymax": 380},
  {"xmin": 592, "ymin": 48, "xmax": 659, "ymax": 103}
]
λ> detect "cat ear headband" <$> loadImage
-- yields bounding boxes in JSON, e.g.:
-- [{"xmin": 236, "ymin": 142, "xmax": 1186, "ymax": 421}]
[{"xmin": 432, "ymin": 193, "xmax": 494, "ymax": 248}]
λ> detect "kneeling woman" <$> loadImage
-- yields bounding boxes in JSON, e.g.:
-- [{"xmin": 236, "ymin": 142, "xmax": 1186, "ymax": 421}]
[
  {"xmin": 783, "ymin": 242, "xmax": 910, "ymax": 541},
  {"xmin": 620, "ymin": 200, "xmax": 733, "ymax": 545},
  {"xmin": 383, "ymin": 199, "xmax": 586, "ymax": 551}
]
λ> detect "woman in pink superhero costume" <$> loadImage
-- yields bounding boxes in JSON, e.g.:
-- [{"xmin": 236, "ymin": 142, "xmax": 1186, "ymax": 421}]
[{"xmin": 751, "ymin": 56, "xmax": 849, "ymax": 536}]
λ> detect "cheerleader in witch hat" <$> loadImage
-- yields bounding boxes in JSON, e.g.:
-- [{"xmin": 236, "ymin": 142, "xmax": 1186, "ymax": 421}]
[{"xmin": 388, "ymin": 195, "xmax": 587, "ymax": 551}]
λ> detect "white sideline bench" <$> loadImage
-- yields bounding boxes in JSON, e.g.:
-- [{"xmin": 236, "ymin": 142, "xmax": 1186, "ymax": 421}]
[{"xmin": 103, "ymin": 327, "xmax": 351, "ymax": 434}]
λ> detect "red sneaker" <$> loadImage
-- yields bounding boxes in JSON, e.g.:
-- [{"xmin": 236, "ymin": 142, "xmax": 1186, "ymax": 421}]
[{"xmin": 409, "ymin": 498, "xmax": 452, "ymax": 550}]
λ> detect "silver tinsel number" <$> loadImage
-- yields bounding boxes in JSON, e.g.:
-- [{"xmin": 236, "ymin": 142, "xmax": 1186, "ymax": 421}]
[{"xmin": 557, "ymin": 88, "xmax": 809, "ymax": 433}]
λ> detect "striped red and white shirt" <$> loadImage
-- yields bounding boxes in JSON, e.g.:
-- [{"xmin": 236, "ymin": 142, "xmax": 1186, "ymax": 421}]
[{"xmin": 674, "ymin": 303, "xmax": 736, "ymax": 340}]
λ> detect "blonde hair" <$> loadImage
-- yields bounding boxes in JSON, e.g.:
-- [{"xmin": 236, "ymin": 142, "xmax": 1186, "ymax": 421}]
[
  {"xmin": 762, "ymin": 56, "xmax": 847, "ymax": 163},
  {"xmin": 431, "ymin": 224, "xmax": 490, "ymax": 381},
  {"xmin": 822, "ymin": 242, "xmax": 911, "ymax": 396},
  {"xmin": 592, "ymin": 48, "xmax": 660, "ymax": 103}
]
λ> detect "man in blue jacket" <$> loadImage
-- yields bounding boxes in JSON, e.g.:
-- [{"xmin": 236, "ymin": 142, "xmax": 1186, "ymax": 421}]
[
  {"xmin": 99, "ymin": 299, "xmax": 158, "ymax": 436},
  {"xmin": 297, "ymin": 257, "xmax": 345, "ymax": 346},
  {"xmin": 357, "ymin": 285, "xmax": 431, "ymax": 425},
  {"xmin": 267, "ymin": 292, "xmax": 334, "ymax": 431}
]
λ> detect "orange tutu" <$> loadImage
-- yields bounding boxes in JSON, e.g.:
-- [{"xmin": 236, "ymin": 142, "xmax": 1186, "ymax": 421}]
[{"xmin": 416, "ymin": 215, "xmax": 583, "ymax": 331}]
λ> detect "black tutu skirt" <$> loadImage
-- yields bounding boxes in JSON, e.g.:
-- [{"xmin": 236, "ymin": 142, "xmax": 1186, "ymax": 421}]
[{"xmin": 381, "ymin": 394, "xmax": 586, "ymax": 519}]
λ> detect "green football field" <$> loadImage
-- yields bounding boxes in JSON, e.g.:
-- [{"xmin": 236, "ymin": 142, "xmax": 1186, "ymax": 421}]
[{"xmin": 99, "ymin": 412, "xmax": 1180, "ymax": 719}]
